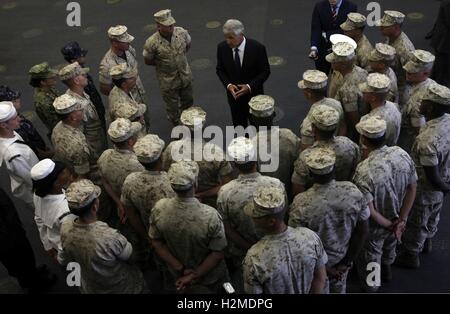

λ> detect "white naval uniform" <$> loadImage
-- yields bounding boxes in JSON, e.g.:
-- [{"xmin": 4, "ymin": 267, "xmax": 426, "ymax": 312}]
[{"xmin": 0, "ymin": 131, "xmax": 39, "ymax": 204}]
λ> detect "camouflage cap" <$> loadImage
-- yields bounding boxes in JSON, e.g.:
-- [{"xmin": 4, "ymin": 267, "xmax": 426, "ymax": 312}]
[
  {"xmin": 180, "ymin": 106, "xmax": 206, "ymax": 127},
  {"xmin": 168, "ymin": 160, "xmax": 199, "ymax": 190},
  {"xmin": 109, "ymin": 63, "xmax": 138, "ymax": 80},
  {"xmin": 300, "ymin": 117, "xmax": 314, "ymax": 146},
  {"xmin": 28, "ymin": 62, "xmax": 58, "ymax": 79},
  {"xmin": 134, "ymin": 134, "xmax": 165, "ymax": 164},
  {"xmin": 423, "ymin": 83, "xmax": 450, "ymax": 106},
  {"xmin": 375, "ymin": 10, "xmax": 405, "ymax": 27},
  {"xmin": 66, "ymin": 179, "xmax": 101, "ymax": 210},
  {"xmin": 304, "ymin": 147, "xmax": 336, "ymax": 175},
  {"xmin": 310, "ymin": 104, "xmax": 340, "ymax": 131},
  {"xmin": 368, "ymin": 43, "xmax": 396, "ymax": 62},
  {"xmin": 154, "ymin": 9, "xmax": 176, "ymax": 26},
  {"xmin": 403, "ymin": 50, "xmax": 435, "ymax": 74},
  {"xmin": 244, "ymin": 185, "xmax": 285, "ymax": 218},
  {"xmin": 359, "ymin": 73, "xmax": 391, "ymax": 93},
  {"xmin": 249, "ymin": 95, "xmax": 275, "ymax": 117},
  {"xmin": 107, "ymin": 25, "xmax": 135, "ymax": 43},
  {"xmin": 58, "ymin": 62, "xmax": 90, "ymax": 81},
  {"xmin": 298, "ymin": 70, "xmax": 328, "ymax": 90},
  {"xmin": 114, "ymin": 102, "xmax": 146, "ymax": 121},
  {"xmin": 340, "ymin": 12, "xmax": 367, "ymax": 31},
  {"xmin": 30, "ymin": 158, "xmax": 55, "ymax": 180},
  {"xmin": 356, "ymin": 116, "xmax": 387, "ymax": 138},
  {"xmin": 0, "ymin": 101, "xmax": 17, "ymax": 123},
  {"xmin": 108, "ymin": 118, "xmax": 142, "ymax": 142},
  {"xmin": 227, "ymin": 137, "xmax": 256, "ymax": 164},
  {"xmin": 326, "ymin": 42, "xmax": 356, "ymax": 63},
  {"xmin": 53, "ymin": 94, "xmax": 83, "ymax": 114}
]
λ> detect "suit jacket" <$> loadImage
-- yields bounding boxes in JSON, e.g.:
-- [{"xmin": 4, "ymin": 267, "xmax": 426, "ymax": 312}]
[
  {"xmin": 431, "ymin": 0, "xmax": 450, "ymax": 54},
  {"xmin": 310, "ymin": 0, "xmax": 357, "ymax": 53},
  {"xmin": 216, "ymin": 38, "xmax": 271, "ymax": 103}
]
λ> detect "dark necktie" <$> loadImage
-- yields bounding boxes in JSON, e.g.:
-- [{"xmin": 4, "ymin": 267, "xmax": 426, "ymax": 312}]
[
  {"xmin": 331, "ymin": 5, "xmax": 337, "ymax": 23},
  {"xmin": 234, "ymin": 48, "xmax": 241, "ymax": 74}
]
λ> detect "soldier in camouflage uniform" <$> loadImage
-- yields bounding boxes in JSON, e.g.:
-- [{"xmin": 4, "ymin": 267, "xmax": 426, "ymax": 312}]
[
  {"xmin": 108, "ymin": 63, "xmax": 149, "ymax": 132},
  {"xmin": 61, "ymin": 41, "xmax": 107, "ymax": 131},
  {"xmin": 149, "ymin": 160, "xmax": 229, "ymax": 293},
  {"xmin": 162, "ymin": 107, "xmax": 234, "ymax": 208},
  {"xmin": 99, "ymin": 25, "xmax": 149, "ymax": 128},
  {"xmin": 59, "ymin": 62, "xmax": 107, "ymax": 160},
  {"xmin": 243, "ymin": 185, "xmax": 328, "ymax": 294},
  {"xmin": 376, "ymin": 10, "xmax": 415, "ymax": 107},
  {"xmin": 289, "ymin": 147, "xmax": 369, "ymax": 294},
  {"xmin": 397, "ymin": 50, "xmax": 436, "ymax": 153},
  {"xmin": 217, "ymin": 137, "xmax": 285, "ymax": 292},
  {"xmin": 340, "ymin": 13, "xmax": 373, "ymax": 70},
  {"xmin": 143, "ymin": 9, "xmax": 193, "ymax": 125},
  {"xmin": 28, "ymin": 62, "xmax": 61, "ymax": 138},
  {"xmin": 359, "ymin": 73, "xmax": 402, "ymax": 146},
  {"xmin": 298, "ymin": 70, "xmax": 345, "ymax": 143},
  {"xmin": 326, "ymin": 42, "xmax": 368, "ymax": 141},
  {"xmin": 51, "ymin": 94, "xmax": 97, "ymax": 180},
  {"xmin": 397, "ymin": 84, "xmax": 450, "ymax": 268},
  {"xmin": 292, "ymin": 105, "xmax": 360, "ymax": 196},
  {"xmin": 59, "ymin": 179, "xmax": 146, "ymax": 294},
  {"xmin": 113, "ymin": 100, "xmax": 147, "ymax": 139},
  {"xmin": 248, "ymin": 95, "xmax": 300, "ymax": 197},
  {"xmin": 352, "ymin": 116, "xmax": 417, "ymax": 292},
  {"xmin": 97, "ymin": 118, "xmax": 146, "ymax": 260},
  {"xmin": 368, "ymin": 43, "xmax": 399, "ymax": 103}
]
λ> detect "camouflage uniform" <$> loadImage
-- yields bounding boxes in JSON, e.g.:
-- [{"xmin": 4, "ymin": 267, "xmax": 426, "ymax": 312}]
[
  {"xmin": 382, "ymin": 67, "xmax": 399, "ymax": 104},
  {"xmin": 121, "ymin": 171, "xmax": 175, "ymax": 231},
  {"xmin": 162, "ymin": 138, "xmax": 233, "ymax": 207},
  {"xmin": 51, "ymin": 121, "xmax": 95, "ymax": 178},
  {"xmin": 360, "ymin": 101, "xmax": 401, "ymax": 146},
  {"xmin": 60, "ymin": 219, "xmax": 146, "ymax": 293},
  {"xmin": 292, "ymin": 137, "xmax": 360, "ymax": 189},
  {"xmin": 402, "ymin": 113, "xmax": 450, "ymax": 255},
  {"xmin": 243, "ymin": 226, "xmax": 328, "ymax": 294},
  {"xmin": 334, "ymin": 65, "xmax": 368, "ymax": 116},
  {"xmin": 149, "ymin": 196, "xmax": 229, "ymax": 292},
  {"xmin": 353, "ymin": 145, "xmax": 417, "ymax": 269},
  {"xmin": 66, "ymin": 89, "xmax": 107, "ymax": 160},
  {"xmin": 289, "ymin": 180, "xmax": 370, "ymax": 293},
  {"xmin": 143, "ymin": 26, "xmax": 193, "ymax": 125},
  {"xmin": 397, "ymin": 78, "xmax": 435, "ymax": 153},
  {"xmin": 387, "ymin": 32, "xmax": 415, "ymax": 106},
  {"xmin": 33, "ymin": 87, "xmax": 60, "ymax": 136},
  {"xmin": 252, "ymin": 128, "xmax": 300, "ymax": 195},
  {"xmin": 356, "ymin": 35, "xmax": 373, "ymax": 70}
]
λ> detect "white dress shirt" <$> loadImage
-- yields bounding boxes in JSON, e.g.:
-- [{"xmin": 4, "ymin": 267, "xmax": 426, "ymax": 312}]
[{"xmin": 227, "ymin": 37, "xmax": 252, "ymax": 93}]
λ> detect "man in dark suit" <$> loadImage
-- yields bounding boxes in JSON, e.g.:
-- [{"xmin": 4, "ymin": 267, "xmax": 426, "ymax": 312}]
[
  {"xmin": 216, "ymin": 19, "xmax": 271, "ymax": 128},
  {"xmin": 309, "ymin": 0, "xmax": 357, "ymax": 74},
  {"xmin": 429, "ymin": 0, "xmax": 450, "ymax": 87}
]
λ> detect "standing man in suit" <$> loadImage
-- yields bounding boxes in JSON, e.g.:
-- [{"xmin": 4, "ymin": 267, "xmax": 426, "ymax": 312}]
[
  {"xmin": 216, "ymin": 19, "xmax": 271, "ymax": 128},
  {"xmin": 429, "ymin": 0, "xmax": 450, "ymax": 87},
  {"xmin": 309, "ymin": 0, "xmax": 357, "ymax": 75}
]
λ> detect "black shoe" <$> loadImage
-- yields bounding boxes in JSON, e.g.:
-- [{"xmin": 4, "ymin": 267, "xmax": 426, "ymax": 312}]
[
  {"xmin": 422, "ymin": 238, "xmax": 432, "ymax": 254},
  {"xmin": 381, "ymin": 264, "xmax": 392, "ymax": 283},
  {"xmin": 395, "ymin": 251, "xmax": 420, "ymax": 269},
  {"xmin": 28, "ymin": 272, "xmax": 57, "ymax": 294}
]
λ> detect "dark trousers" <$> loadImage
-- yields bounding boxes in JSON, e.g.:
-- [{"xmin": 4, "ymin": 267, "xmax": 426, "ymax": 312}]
[
  {"xmin": 228, "ymin": 95, "xmax": 251, "ymax": 128},
  {"xmin": 432, "ymin": 52, "xmax": 450, "ymax": 88},
  {"xmin": 0, "ymin": 231, "xmax": 38, "ymax": 289}
]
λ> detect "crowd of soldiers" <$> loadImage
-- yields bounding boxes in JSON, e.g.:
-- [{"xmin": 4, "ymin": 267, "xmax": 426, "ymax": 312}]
[{"xmin": 0, "ymin": 8, "xmax": 449, "ymax": 294}]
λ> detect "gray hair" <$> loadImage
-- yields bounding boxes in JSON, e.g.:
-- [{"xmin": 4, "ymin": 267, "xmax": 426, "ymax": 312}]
[{"xmin": 223, "ymin": 19, "xmax": 244, "ymax": 36}]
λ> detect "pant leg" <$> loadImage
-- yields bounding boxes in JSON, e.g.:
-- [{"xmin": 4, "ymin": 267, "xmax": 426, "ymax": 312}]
[
  {"xmin": 162, "ymin": 87, "xmax": 183, "ymax": 125},
  {"xmin": 228, "ymin": 96, "xmax": 250, "ymax": 128},
  {"xmin": 356, "ymin": 225, "xmax": 385, "ymax": 283},
  {"xmin": 329, "ymin": 268, "xmax": 349, "ymax": 294},
  {"xmin": 426, "ymin": 200, "xmax": 443, "ymax": 239},
  {"xmin": 381, "ymin": 232, "xmax": 398, "ymax": 265},
  {"xmin": 402, "ymin": 190, "xmax": 444, "ymax": 254},
  {"xmin": 179, "ymin": 80, "xmax": 194, "ymax": 113}
]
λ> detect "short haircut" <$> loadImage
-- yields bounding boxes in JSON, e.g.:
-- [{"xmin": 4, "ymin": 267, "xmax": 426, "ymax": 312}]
[
  {"xmin": 70, "ymin": 199, "xmax": 96, "ymax": 218},
  {"xmin": 112, "ymin": 78, "xmax": 127, "ymax": 88},
  {"xmin": 223, "ymin": 19, "xmax": 244, "ymax": 35},
  {"xmin": 310, "ymin": 168, "xmax": 335, "ymax": 185},
  {"xmin": 314, "ymin": 127, "xmax": 336, "ymax": 139},
  {"xmin": 142, "ymin": 158, "xmax": 161, "ymax": 171},
  {"xmin": 234, "ymin": 161, "xmax": 257, "ymax": 173},
  {"xmin": 309, "ymin": 87, "xmax": 328, "ymax": 98},
  {"xmin": 29, "ymin": 77, "xmax": 44, "ymax": 88},
  {"xmin": 363, "ymin": 134, "xmax": 386, "ymax": 148}
]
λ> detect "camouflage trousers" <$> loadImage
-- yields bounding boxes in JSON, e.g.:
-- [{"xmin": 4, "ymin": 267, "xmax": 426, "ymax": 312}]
[
  {"xmin": 324, "ymin": 266, "xmax": 349, "ymax": 294},
  {"xmin": 356, "ymin": 224, "xmax": 397, "ymax": 282},
  {"xmin": 401, "ymin": 189, "xmax": 444, "ymax": 255},
  {"xmin": 161, "ymin": 78, "xmax": 193, "ymax": 125}
]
